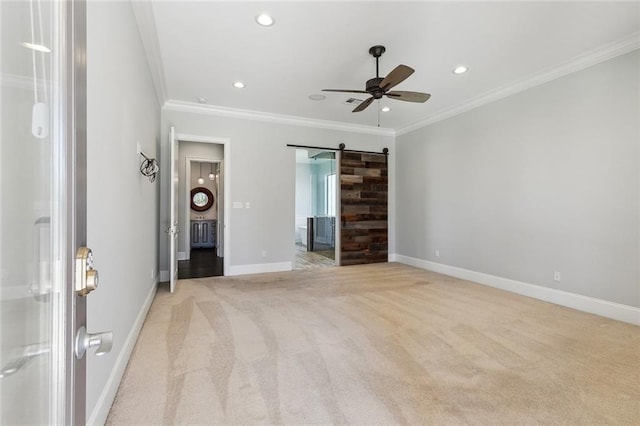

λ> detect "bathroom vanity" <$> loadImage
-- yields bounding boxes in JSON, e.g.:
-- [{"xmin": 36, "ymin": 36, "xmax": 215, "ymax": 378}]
[{"xmin": 191, "ymin": 219, "xmax": 217, "ymax": 248}]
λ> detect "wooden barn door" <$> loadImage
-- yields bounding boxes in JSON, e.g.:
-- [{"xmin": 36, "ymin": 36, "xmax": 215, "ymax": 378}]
[{"xmin": 340, "ymin": 151, "xmax": 388, "ymax": 265}]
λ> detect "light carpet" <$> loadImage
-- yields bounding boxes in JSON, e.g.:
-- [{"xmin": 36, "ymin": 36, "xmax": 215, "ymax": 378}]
[{"xmin": 106, "ymin": 262, "xmax": 640, "ymax": 425}]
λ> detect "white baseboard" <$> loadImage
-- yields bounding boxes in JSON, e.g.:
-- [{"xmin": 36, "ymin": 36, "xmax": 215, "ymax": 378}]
[
  {"xmin": 87, "ymin": 281, "xmax": 157, "ymax": 425},
  {"xmin": 228, "ymin": 261, "xmax": 292, "ymax": 276},
  {"xmin": 159, "ymin": 270, "xmax": 169, "ymax": 282},
  {"xmin": 393, "ymin": 254, "xmax": 640, "ymax": 326},
  {"xmin": 178, "ymin": 251, "xmax": 187, "ymax": 261}
]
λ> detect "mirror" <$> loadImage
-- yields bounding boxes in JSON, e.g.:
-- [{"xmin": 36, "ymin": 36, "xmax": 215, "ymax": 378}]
[{"xmin": 190, "ymin": 187, "xmax": 214, "ymax": 212}]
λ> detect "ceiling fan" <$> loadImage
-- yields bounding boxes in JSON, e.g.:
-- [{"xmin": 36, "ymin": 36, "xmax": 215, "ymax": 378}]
[{"xmin": 322, "ymin": 45, "xmax": 431, "ymax": 113}]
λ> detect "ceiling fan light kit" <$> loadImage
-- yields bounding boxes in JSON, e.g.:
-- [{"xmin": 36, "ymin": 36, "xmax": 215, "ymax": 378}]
[{"xmin": 322, "ymin": 45, "xmax": 431, "ymax": 113}]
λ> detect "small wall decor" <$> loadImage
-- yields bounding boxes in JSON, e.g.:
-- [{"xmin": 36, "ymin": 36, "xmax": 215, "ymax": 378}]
[
  {"xmin": 191, "ymin": 187, "xmax": 214, "ymax": 212},
  {"xmin": 139, "ymin": 152, "xmax": 159, "ymax": 183}
]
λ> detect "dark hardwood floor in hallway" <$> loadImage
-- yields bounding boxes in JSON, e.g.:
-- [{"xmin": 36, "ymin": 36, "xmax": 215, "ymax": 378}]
[{"xmin": 178, "ymin": 248, "xmax": 223, "ymax": 279}]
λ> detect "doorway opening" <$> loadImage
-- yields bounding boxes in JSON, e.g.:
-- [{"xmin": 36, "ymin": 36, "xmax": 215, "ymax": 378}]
[
  {"xmin": 176, "ymin": 140, "xmax": 226, "ymax": 279},
  {"xmin": 294, "ymin": 148, "xmax": 337, "ymax": 269}
]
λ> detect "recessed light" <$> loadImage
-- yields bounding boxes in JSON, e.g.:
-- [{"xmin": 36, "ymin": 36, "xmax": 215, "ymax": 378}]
[
  {"xmin": 233, "ymin": 81, "xmax": 245, "ymax": 89},
  {"xmin": 197, "ymin": 97, "xmax": 207, "ymax": 104},
  {"xmin": 256, "ymin": 13, "xmax": 274, "ymax": 27},
  {"xmin": 381, "ymin": 106, "xmax": 391, "ymax": 112},
  {"xmin": 308, "ymin": 94, "xmax": 326, "ymax": 101},
  {"xmin": 453, "ymin": 65, "xmax": 468, "ymax": 74},
  {"xmin": 21, "ymin": 42, "xmax": 51, "ymax": 53}
]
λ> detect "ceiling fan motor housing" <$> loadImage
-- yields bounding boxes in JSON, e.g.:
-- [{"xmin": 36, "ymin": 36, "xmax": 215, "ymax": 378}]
[
  {"xmin": 366, "ymin": 77, "xmax": 385, "ymax": 99},
  {"xmin": 368, "ymin": 45, "xmax": 386, "ymax": 58}
]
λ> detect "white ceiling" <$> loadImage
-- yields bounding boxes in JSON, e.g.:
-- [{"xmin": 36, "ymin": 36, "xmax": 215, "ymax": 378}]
[{"xmin": 143, "ymin": 1, "xmax": 640, "ymax": 132}]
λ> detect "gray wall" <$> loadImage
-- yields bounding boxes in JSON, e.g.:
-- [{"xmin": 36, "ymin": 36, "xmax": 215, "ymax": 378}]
[
  {"xmin": 396, "ymin": 50, "xmax": 640, "ymax": 307},
  {"xmin": 160, "ymin": 110, "xmax": 395, "ymax": 271},
  {"xmin": 86, "ymin": 1, "xmax": 160, "ymax": 422}
]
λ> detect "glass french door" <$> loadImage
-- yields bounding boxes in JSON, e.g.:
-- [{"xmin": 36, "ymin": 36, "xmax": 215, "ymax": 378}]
[{"xmin": 1, "ymin": 1, "xmax": 86, "ymax": 424}]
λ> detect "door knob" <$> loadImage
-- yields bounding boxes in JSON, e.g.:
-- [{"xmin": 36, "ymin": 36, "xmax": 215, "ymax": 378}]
[{"xmin": 75, "ymin": 326, "xmax": 113, "ymax": 359}]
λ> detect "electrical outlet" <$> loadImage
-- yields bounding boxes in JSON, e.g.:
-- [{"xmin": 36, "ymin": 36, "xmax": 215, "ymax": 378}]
[
  {"xmin": 435, "ymin": 249, "xmax": 440, "ymax": 257},
  {"xmin": 553, "ymin": 271, "xmax": 561, "ymax": 282}
]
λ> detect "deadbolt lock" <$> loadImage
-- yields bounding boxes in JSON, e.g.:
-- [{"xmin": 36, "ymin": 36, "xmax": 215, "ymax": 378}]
[{"xmin": 75, "ymin": 247, "xmax": 99, "ymax": 296}]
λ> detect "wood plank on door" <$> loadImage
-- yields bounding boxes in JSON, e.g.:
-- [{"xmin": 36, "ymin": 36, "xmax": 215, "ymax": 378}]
[{"xmin": 340, "ymin": 151, "xmax": 388, "ymax": 265}]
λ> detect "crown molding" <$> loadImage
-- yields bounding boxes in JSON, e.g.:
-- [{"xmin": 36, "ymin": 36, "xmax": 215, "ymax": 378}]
[
  {"xmin": 132, "ymin": 1, "xmax": 168, "ymax": 106},
  {"xmin": 397, "ymin": 31, "xmax": 640, "ymax": 136},
  {"xmin": 163, "ymin": 100, "xmax": 396, "ymax": 136}
]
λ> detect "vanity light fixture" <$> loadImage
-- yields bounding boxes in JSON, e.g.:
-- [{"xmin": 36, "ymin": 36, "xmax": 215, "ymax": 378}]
[
  {"xmin": 453, "ymin": 65, "xmax": 468, "ymax": 74},
  {"xmin": 197, "ymin": 163, "xmax": 205, "ymax": 185},
  {"xmin": 233, "ymin": 81, "xmax": 246, "ymax": 89},
  {"xmin": 208, "ymin": 163, "xmax": 215, "ymax": 181},
  {"xmin": 256, "ymin": 13, "xmax": 275, "ymax": 27}
]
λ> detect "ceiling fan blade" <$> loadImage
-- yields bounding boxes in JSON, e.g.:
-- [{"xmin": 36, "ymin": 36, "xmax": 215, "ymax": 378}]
[
  {"xmin": 379, "ymin": 65, "xmax": 414, "ymax": 91},
  {"xmin": 352, "ymin": 97, "xmax": 374, "ymax": 113},
  {"xmin": 322, "ymin": 89, "xmax": 369, "ymax": 94},
  {"xmin": 386, "ymin": 91, "xmax": 431, "ymax": 103}
]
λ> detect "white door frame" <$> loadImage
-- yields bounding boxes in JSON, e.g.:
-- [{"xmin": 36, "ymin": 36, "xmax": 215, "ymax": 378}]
[
  {"xmin": 176, "ymin": 134, "xmax": 230, "ymax": 276},
  {"xmin": 169, "ymin": 127, "xmax": 179, "ymax": 292},
  {"xmin": 184, "ymin": 157, "xmax": 222, "ymax": 260}
]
